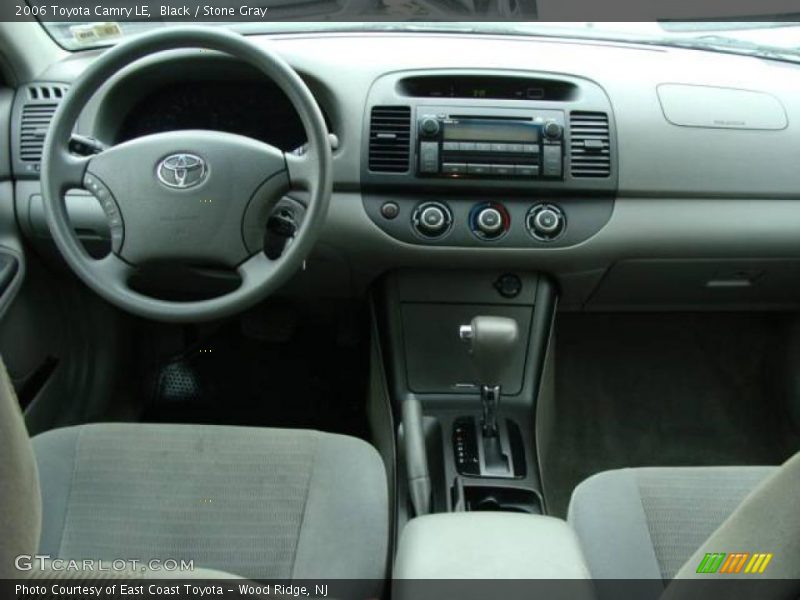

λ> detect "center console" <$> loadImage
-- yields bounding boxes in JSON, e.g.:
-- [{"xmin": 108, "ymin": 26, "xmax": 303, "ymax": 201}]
[
  {"xmin": 361, "ymin": 70, "xmax": 618, "ymax": 250},
  {"xmin": 376, "ymin": 269, "xmax": 556, "ymax": 523}
]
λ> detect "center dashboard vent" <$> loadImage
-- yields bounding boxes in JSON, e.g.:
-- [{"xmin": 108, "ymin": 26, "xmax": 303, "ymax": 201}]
[
  {"xmin": 16, "ymin": 84, "xmax": 69, "ymax": 174},
  {"xmin": 569, "ymin": 111, "xmax": 611, "ymax": 178},
  {"xmin": 368, "ymin": 106, "xmax": 411, "ymax": 173}
]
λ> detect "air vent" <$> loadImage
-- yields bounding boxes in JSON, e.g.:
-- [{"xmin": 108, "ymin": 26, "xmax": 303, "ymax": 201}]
[
  {"xmin": 569, "ymin": 111, "xmax": 611, "ymax": 178},
  {"xmin": 20, "ymin": 104, "xmax": 58, "ymax": 163},
  {"xmin": 18, "ymin": 84, "xmax": 68, "ymax": 167},
  {"xmin": 27, "ymin": 84, "xmax": 68, "ymax": 101},
  {"xmin": 368, "ymin": 106, "xmax": 411, "ymax": 173}
]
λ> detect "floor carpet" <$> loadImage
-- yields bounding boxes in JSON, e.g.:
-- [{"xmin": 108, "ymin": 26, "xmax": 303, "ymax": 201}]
[{"xmin": 543, "ymin": 312, "xmax": 800, "ymax": 517}]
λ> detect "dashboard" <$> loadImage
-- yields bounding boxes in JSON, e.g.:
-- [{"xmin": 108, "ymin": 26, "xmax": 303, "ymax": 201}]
[{"xmin": 11, "ymin": 33, "xmax": 800, "ymax": 310}]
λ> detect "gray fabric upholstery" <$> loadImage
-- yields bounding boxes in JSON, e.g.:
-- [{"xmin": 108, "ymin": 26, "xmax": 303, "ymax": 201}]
[
  {"xmin": 0, "ymin": 355, "xmax": 41, "ymax": 579},
  {"xmin": 32, "ymin": 423, "xmax": 388, "ymax": 582},
  {"xmin": 568, "ymin": 466, "xmax": 776, "ymax": 583},
  {"xmin": 666, "ymin": 450, "xmax": 800, "ymax": 594},
  {"xmin": 394, "ymin": 513, "xmax": 593, "ymax": 579}
]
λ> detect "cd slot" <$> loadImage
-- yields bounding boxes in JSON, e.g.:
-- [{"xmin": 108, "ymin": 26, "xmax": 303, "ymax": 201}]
[{"xmin": 448, "ymin": 114, "xmax": 533, "ymax": 121}]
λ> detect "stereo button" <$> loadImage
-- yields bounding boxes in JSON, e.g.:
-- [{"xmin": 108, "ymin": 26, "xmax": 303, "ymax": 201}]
[
  {"xmin": 459, "ymin": 142, "xmax": 477, "ymax": 152},
  {"xmin": 467, "ymin": 164, "xmax": 492, "ymax": 175},
  {"xmin": 523, "ymin": 144, "xmax": 539, "ymax": 154},
  {"xmin": 490, "ymin": 143, "xmax": 508, "ymax": 153},
  {"xmin": 542, "ymin": 145, "xmax": 563, "ymax": 177},
  {"xmin": 419, "ymin": 141, "xmax": 439, "ymax": 174},
  {"xmin": 515, "ymin": 165, "xmax": 540, "ymax": 177},
  {"xmin": 443, "ymin": 142, "xmax": 460, "ymax": 151},
  {"xmin": 491, "ymin": 164, "xmax": 514, "ymax": 176},
  {"xmin": 442, "ymin": 163, "xmax": 466, "ymax": 175},
  {"xmin": 507, "ymin": 143, "xmax": 524, "ymax": 153}
]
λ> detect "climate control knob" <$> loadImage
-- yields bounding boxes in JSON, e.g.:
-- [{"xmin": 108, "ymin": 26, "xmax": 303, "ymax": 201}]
[
  {"xmin": 413, "ymin": 202, "xmax": 452, "ymax": 238},
  {"xmin": 527, "ymin": 204, "xmax": 565, "ymax": 241},
  {"xmin": 470, "ymin": 202, "xmax": 509, "ymax": 240},
  {"xmin": 476, "ymin": 207, "xmax": 504, "ymax": 235}
]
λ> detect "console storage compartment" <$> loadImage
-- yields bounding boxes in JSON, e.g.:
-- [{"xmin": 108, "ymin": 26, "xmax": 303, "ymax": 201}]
[{"xmin": 393, "ymin": 513, "xmax": 591, "ymax": 579}]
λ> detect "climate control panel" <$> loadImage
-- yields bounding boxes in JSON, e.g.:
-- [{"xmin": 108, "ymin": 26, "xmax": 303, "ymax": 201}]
[{"xmin": 364, "ymin": 194, "xmax": 612, "ymax": 249}]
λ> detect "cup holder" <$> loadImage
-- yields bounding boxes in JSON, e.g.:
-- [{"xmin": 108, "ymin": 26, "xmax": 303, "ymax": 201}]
[{"xmin": 455, "ymin": 483, "xmax": 542, "ymax": 514}]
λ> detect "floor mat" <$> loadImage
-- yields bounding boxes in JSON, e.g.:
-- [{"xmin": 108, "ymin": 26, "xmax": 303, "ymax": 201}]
[
  {"xmin": 542, "ymin": 313, "xmax": 800, "ymax": 517},
  {"xmin": 141, "ymin": 310, "xmax": 370, "ymax": 440}
]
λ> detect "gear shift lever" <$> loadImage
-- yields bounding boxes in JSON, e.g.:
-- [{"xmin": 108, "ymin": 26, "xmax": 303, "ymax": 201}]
[{"xmin": 459, "ymin": 316, "xmax": 519, "ymax": 437}]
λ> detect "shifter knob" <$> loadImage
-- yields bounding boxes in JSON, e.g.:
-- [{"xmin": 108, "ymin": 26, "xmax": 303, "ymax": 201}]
[{"xmin": 459, "ymin": 316, "xmax": 519, "ymax": 386}]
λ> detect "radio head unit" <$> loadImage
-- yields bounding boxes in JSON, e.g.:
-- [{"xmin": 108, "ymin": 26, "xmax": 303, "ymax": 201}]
[{"xmin": 416, "ymin": 105, "xmax": 566, "ymax": 180}]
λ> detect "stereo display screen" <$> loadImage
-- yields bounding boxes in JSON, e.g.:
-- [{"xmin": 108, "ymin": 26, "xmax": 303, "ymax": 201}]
[{"xmin": 443, "ymin": 119, "xmax": 540, "ymax": 143}]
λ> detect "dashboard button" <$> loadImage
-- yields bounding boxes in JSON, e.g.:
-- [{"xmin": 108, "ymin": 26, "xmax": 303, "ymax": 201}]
[
  {"xmin": 459, "ymin": 142, "xmax": 477, "ymax": 152},
  {"xmin": 442, "ymin": 163, "xmax": 467, "ymax": 175},
  {"xmin": 467, "ymin": 163, "xmax": 492, "ymax": 175},
  {"xmin": 443, "ymin": 142, "xmax": 460, "ymax": 151},
  {"xmin": 494, "ymin": 274, "xmax": 522, "ymax": 298},
  {"xmin": 380, "ymin": 202, "xmax": 400, "ymax": 219},
  {"xmin": 543, "ymin": 120, "xmax": 564, "ymax": 140},
  {"xmin": 507, "ymin": 143, "xmax": 524, "ymax": 153},
  {"xmin": 419, "ymin": 117, "xmax": 441, "ymax": 137},
  {"xmin": 542, "ymin": 145, "xmax": 563, "ymax": 177},
  {"xmin": 523, "ymin": 144, "xmax": 539, "ymax": 154},
  {"xmin": 491, "ymin": 164, "xmax": 514, "ymax": 176},
  {"xmin": 476, "ymin": 142, "xmax": 491, "ymax": 152},
  {"xmin": 514, "ymin": 165, "xmax": 540, "ymax": 177},
  {"xmin": 490, "ymin": 143, "xmax": 508, "ymax": 153},
  {"xmin": 419, "ymin": 141, "xmax": 440, "ymax": 174}
]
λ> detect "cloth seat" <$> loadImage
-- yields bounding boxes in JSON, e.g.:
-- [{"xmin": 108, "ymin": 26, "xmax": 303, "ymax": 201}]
[
  {"xmin": 31, "ymin": 423, "xmax": 389, "ymax": 584},
  {"xmin": 567, "ymin": 466, "xmax": 777, "ymax": 582}
]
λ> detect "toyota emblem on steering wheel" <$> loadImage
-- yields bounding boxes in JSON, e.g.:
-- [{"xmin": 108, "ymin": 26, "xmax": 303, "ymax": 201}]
[{"xmin": 157, "ymin": 153, "xmax": 208, "ymax": 189}]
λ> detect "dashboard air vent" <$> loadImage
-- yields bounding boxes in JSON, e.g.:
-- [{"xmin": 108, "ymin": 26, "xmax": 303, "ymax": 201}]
[
  {"xmin": 20, "ymin": 105, "xmax": 58, "ymax": 163},
  {"xmin": 368, "ymin": 106, "xmax": 411, "ymax": 173},
  {"xmin": 26, "ymin": 84, "xmax": 68, "ymax": 101},
  {"xmin": 19, "ymin": 85, "xmax": 69, "ymax": 165},
  {"xmin": 569, "ymin": 111, "xmax": 611, "ymax": 178}
]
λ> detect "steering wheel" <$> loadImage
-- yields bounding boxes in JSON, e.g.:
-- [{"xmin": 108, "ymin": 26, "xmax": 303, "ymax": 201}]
[{"xmin": 41, "ymin": 27, "xmax": 332, "ymax": 323}]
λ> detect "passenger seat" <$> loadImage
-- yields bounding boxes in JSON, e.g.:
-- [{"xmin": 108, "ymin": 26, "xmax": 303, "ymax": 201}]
[{"xmin": 567, "ymin": 466, "xmax": 777, "ymax": 581}]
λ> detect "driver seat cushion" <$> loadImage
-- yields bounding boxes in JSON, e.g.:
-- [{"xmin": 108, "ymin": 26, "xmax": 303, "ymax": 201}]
[
  {"xmin": 567, "ymin": 466, "xmax": 777, "ymax": 582},
  {"xmin": 32, "ymin": 423, "xmax": 388, "ymax": 581}
]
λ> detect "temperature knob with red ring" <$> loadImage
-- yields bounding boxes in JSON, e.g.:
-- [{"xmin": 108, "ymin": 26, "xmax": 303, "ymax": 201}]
[{"xmin": 470, "ymin": 202, "xmax": 510, "ymax": 240}]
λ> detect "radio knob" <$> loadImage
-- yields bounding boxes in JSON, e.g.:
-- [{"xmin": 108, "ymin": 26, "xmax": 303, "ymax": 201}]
[
  {"xmin": 419, "ymin": 117, "xmax": 441, "ymax": 137},
  {"xmin": 414, "ymin": 202, "xmax": 451, "ymax": 238},
  {"xmin": 543, "ymin": 120, "xmax": 563, "ymax": 140},
  {"xmin": 476, "ymin": 207, "xmax": 504, "ymax": 235},
  {"xmin": 527, "ymin": 204, "xmax": 565, "ymax": 240}
]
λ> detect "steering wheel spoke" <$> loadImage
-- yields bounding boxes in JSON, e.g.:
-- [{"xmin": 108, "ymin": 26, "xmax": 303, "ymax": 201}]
[
  {"xmin": 54, "ymin": 151, "xmax": 94, "ymax": 192},
  {"xmin": 237, "ymin": 252, "xmax": 278, "ymax": 286},
  {"xmin": 285, "ymin": 150, "xmax": 317, "ymax": 191},
  {"xmin": 92, "ymin": 253, "xmax": 136, "ymax": 288}
]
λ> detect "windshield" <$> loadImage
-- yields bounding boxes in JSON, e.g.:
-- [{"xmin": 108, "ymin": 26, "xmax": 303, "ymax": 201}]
[{"xmin": 38, "ymin": 18, "xmax": 800, "ymax": 61}]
